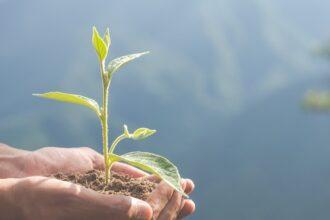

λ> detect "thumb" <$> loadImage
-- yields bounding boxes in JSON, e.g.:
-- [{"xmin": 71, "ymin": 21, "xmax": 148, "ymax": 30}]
[{"xmin": 128, "ymin": 198, "xmax": 153, "ymax": 220}]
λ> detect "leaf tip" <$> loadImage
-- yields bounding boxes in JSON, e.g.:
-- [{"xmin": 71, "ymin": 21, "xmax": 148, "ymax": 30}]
[
  {"xmin": 92, "ymin": 26, "xmax": 97, "ymax": 32},
  {"xmin": 141, "ymin": 51, "xmax": 150, "ymax": 56},
  {"xmin": 104, "ymin": 27, "xmax": 111, "ymax": 47},
  {"xmin": 123, "ymin": 124, "xmax": 130, "ymax": 137},
  {"xmin": 182, "ymin": 192, "xmax": 189, "ymax": 198},
  {"xmin": 92, "ymin": 26, "xmax": 97, "ymax": 38}
]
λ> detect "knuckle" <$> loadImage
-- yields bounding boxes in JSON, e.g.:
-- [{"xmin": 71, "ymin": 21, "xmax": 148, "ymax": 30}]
[
  {"xmin": 79, "ymin": 146, "xmax": 91, "ymax": 151},
  {"xmin": 78, "ymin": 147, "xmax": 104, "ymax": 169},
  {"xmin": 79, "ymin": 147, "xmax": 98, "ymax": 155}
]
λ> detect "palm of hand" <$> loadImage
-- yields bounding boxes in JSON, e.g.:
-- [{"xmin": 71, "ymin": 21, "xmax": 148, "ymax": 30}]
[{"xmin": 16, "ymin": 147, "xmax": 195, "ymax": 219}]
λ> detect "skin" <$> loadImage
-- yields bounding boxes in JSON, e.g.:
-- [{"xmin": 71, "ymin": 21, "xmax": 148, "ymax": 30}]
[{"xmin": 0, "ymin": 143, "xmax": 195, "ymax": 220}]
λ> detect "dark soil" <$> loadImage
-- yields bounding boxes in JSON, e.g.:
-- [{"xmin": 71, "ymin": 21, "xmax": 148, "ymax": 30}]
[{"xmin": 52, "ymin": 170, "xmax": 156, "ymax": 201}]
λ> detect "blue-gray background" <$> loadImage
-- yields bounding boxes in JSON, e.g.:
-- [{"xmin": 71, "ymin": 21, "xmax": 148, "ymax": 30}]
[{"xmin": 1, "ymin": 0, "xmax": 330, "ymax": 219}]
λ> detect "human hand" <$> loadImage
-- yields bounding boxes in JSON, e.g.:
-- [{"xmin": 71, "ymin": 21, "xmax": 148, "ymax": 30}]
[
  {"xmin": 1, "ymin": 163, "xmax": 195, "ymax": 220},
  {"xmin": 30, "ymin": 147, "xmax": 196, "ymax": 219},
  {"xmin": 0, "ymin": 145, "xmax": 104, "ymax": 178},
  {"xmin": 22, "ymin": 146, "xmax": 105, "ymax": 177},
  {"xmin": 2, "ymin": 176, "xmax": 152, "ymax": 220},
  {"xmin": 112, "ymin": 163, "xmax": 195, "ymax": 220},
  {"xmin": 0, "ymin": 145, "xmax": 196, "ymax": 219}
]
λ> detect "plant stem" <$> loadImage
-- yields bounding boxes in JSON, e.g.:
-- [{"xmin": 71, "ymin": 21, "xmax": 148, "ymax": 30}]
[
  {"xmin": 100, "ymin": 61, "xmax": 111, "ymax": 184},
  {"xmin": 102, "ymin": 87, "xmax": 110, "ymax": 183},
  {"xmin": 109, "ymin": 134, "xmax": 126, "ymax": 155}
]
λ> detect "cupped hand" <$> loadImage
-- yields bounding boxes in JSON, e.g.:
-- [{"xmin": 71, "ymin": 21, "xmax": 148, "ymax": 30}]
[
  {"xmin": 19, "ymin": 146, "xmax": 105, "ymax": 177},
  {"xmin": 1, "ymin": 145, "xmax": 195, "ymax": 219},
  {"xmin": 0, "ymin": 145, "xmax": 104, "ymax": 178},
  {"xmin": 112, "ymin": 163, "xmax": 196, "ymax": 220},
  {"xmin": 6, "ymin": 176, "xmax": 152, "ymax": 220}
]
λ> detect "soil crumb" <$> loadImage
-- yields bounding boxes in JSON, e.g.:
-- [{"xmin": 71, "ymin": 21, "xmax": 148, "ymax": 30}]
[{"xmin": 52, "ymin": 170, "xmax": 156, "ymax": 201}]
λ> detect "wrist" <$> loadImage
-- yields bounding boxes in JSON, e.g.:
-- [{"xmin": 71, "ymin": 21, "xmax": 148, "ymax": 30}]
[
  {"xmin": 0, "ymin": 178, "xmax": 23, "ymax": 219},
  {"xmin": 0, "ymin": 143, "xmax": 29, "ymax": 156}
]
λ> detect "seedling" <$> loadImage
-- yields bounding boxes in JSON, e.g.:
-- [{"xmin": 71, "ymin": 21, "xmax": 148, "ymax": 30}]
[{"xmin": 33, "ymin": 27, "xmax": 186, "ymax": 196}]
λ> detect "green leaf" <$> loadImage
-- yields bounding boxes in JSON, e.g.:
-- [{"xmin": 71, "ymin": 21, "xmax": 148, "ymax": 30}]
[
  {"xmin": 107, "ymin": 51, "xmax": 149, "ymax": 75},
  {"xmin": 103, "ymin": 27, "xmax": 111, "ymax": 48},
  {"xmin": 33, "ymin": 92, "xmax": 101, "ymax": 116},
  {"xmin": 110, "ymin": 152, "xmax": 187, "ymax": 197},
  {"xmin": 132, "ymin": 128, "xmax": 156, "ymax": 140},
  {"xmin": 92, "ymin": 26, "xmax": 108, "ymax": 61},
  {"xmin": 123, "ymin": 124, "xmax": 130, "ymax": 137},
  {"xmin": 303, "ymin": 90, "xmax": 330, "ymax": 110}
]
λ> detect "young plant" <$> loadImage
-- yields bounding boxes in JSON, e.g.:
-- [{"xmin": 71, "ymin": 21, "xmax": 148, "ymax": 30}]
[{"xmin": 33, "ymin": 27, "xmax": 186, "ymax": 196}]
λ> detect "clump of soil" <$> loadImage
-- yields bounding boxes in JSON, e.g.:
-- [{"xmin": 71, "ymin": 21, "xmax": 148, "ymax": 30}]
[{"xmin": 52, "ymin": 170, "xmax": 156, "ymax": 201}]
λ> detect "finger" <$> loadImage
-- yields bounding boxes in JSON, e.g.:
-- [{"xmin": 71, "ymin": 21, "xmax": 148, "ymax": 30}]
[
  {"xmin": 146, "ymin": 178, "xmax": 195, "ymax": 192},
  {"xmin": 178, "ymin": 199, "xmax": 196, "ymax": 219},
  {"xmin": 157, "ymin": 181, "xmax": 186, "ymax": 220},
  {"xmin": 145, "ymin": 175, "xmax": 161, "ymax": 183},
  {"xmin": 146, "ymin": 177, "xmax": 194, "ymax": 188},
  {"xmin": 183, "ymin": 179, "xmax": 195, "ymax": 195},
  {"xmin": 147, "ymin": 181, "xmax": 174, "ymax": 219},
  {"xmin": 77, "ymin": 186, "xmax": 153, "ymax": 220},
  {"xmin": 111, "ymin": 162, "xmax": 148, "ymax": 178},
  {"xmin": 78, "ymin": 147, "xmax": 105, "ymax": 170},
  {"xmin": 105, "ymin": 196, "xmax": 153, "ymax": 220},
  {"xmin": 125, "ymin": 197, "xmax": 153, "ymax": 220},
  {"xmin": 91, "ymin": 152, "xmax": 105, "ymax": 170}
]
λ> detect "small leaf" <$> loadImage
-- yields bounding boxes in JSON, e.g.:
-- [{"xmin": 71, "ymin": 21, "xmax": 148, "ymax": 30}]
[
  {"xmin": 132, "ymin": 128, "xmax": 156, "ymax": 140},
  {"xmin": 33, "ymin": 92, "xmax": 101, "ymax": 116},
  {"xmin": 107, "ymin": 51, "xmax": 149, "ymax": 75},
  {"xmin": 110, "ymin": 152, "xmax": 187, "ymax": 197},
  {"xmin": 103, "ymin": 27, "xmax": 111, "ymax": 48},
  {"xmin": 92, "ymin": 26, "xmax": 108, "ymax": 61},
  {"xmin": 123, "ymin": 124, "xmax": 130, "ymax": 137}
]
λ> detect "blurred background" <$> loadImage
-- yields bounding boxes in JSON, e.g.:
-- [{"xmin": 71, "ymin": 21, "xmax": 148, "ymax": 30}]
[{"xmin": 1, "ymin": 0, "xmax": 330, "ymax": 219}]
